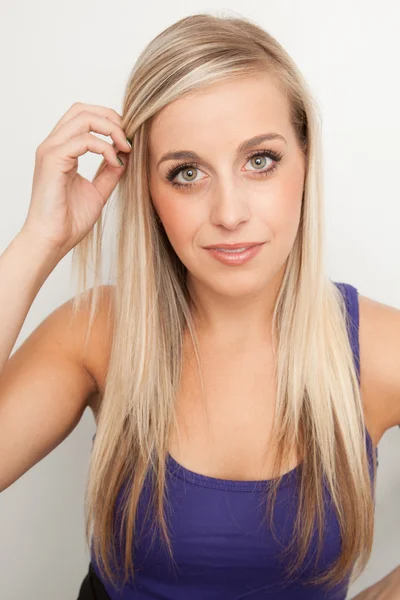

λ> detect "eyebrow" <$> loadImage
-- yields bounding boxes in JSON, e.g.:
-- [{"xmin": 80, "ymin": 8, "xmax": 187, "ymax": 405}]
[{"xmin": 156, "ymin": 132, "xmax": 287, "ymax": 169}]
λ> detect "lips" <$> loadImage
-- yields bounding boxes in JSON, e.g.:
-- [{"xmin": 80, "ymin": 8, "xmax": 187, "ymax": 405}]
[
  {"xmin": 205, "ymin": 242, "xmax": 264, "ymax": 265},
  {"xmin": 203, "ymin": 242, "xmax": 263, "ymax": 249}
]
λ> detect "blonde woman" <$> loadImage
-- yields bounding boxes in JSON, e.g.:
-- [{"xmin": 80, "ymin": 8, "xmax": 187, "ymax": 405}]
[{"xmin": 1, "ymin": 13, "xmax": 399, "ymax": 600}]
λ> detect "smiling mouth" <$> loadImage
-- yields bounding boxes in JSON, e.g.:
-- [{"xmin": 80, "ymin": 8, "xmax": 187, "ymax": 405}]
[
  {"xmin": 213, "ymin": 246, "xmax": 255, "ymax": 253},
  {"xmin": 203, "ymin": 242, "xmax": 264, "ymax": 250},
  {"xmin": 204, "ymin": 243, "xmax": 266, "ymax": 264}
]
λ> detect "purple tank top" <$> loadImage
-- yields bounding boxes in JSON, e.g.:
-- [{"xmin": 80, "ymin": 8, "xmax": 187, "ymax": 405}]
[{"xmin": 90, "ymin": 281, "xmax": 378, "ymax": 599}]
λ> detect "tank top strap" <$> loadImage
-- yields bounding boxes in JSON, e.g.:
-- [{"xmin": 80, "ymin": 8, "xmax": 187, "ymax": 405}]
[
  {"xmin": 334, "ymin": 281, "xmax": 360, "ymax": 384},
  {"xmin": 333, "ymin": 281, "xmax": 379, "ymax": 469}
]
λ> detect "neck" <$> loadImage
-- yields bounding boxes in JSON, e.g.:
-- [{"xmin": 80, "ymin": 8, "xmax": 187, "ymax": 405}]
[{"xmin": 186, "ymin": 262, "xmax": 286, "ymax": 344}]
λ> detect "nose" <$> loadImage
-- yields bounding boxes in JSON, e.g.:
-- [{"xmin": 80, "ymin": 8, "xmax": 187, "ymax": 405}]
[{"xmin": 209, "ymin": 177, "xmax": 251, "ymax": 230}]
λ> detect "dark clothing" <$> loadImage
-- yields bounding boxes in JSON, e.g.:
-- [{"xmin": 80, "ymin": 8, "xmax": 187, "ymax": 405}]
[{"xmin": 77, "ymin": 562, "xmax": 110, "ymax": 600}]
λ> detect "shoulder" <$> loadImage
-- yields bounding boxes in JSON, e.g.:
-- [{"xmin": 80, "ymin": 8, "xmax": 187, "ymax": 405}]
[
  {"xmin": 72, "ymin": 284, "xmax": 116, "ymax": 418},
  {"xmin": 357, "ymin": 290, "xmax": 400, "ymax": 445}
]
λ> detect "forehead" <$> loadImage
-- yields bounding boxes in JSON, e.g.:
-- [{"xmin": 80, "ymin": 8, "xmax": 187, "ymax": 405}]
[{"xmin": 149, "ymin": 72, "xmax": 293, "ymax": 156}]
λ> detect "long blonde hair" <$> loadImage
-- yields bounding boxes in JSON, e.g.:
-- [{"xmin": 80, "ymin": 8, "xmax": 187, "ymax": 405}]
[{"xmin": 71, "ymin": 12, "xmax": 377, "ymax": 593}]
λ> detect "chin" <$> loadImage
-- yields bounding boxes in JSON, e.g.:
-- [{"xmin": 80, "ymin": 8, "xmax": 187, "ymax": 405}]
[{"xmin": 207, "ymin": 274, "xmax": 268, "ymax": 296}]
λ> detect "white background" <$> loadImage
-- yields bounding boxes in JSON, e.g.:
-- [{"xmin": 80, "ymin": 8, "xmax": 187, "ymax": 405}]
[{"xmin": 0, "ymin": 1, "xmax": 399, "ymax": 598}]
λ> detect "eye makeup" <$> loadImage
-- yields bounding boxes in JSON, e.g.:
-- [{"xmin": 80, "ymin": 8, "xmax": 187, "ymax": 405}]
[{"xmin": 165, "ymin": 149, "xmax": 284, "ymax": 190}]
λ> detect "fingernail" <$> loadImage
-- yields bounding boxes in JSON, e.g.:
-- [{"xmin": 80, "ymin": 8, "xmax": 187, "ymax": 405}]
[
  {"xmin": 126, "ymin": 137, "xmax": 132, "ymax": 147},
  {"xmin": 117, "ymin": 156, "xmax": 124, "ymax": 167}
]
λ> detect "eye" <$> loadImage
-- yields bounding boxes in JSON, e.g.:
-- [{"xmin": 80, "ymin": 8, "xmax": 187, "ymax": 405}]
[
  {"xmin": 246, "ymin": 152, "xmax": 274, "ymax": 172},
  {"xmin": 167, "ymin": 163, "xmax": 203, "ymax": 188},
  {"xmin": 165, "ymin": 149, "xmax": 284, "ymax": 190}
]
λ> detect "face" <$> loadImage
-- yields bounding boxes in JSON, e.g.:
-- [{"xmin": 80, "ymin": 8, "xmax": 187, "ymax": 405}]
[{"xmin": 148, "ymin": 72, "xmax": 306, "ymax": 307}]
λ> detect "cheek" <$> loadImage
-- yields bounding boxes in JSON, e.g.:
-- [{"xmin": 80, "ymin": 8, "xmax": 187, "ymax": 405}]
[
  {"xmin": 268, "ymin": 170, "xmax": 303, "ymax": 232},
  {"xmin": 156, "ymin": 195, "xmax": 201, "ymax": 253},
  {"xmin": 150, "ymin": 176, "xmax": 193, "ymax": 244}
]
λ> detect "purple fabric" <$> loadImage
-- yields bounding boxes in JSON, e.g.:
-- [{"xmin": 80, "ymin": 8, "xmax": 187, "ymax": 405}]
[{"xmin": 90, "ymin": 281, "xmax": 377, "ymax": 599}]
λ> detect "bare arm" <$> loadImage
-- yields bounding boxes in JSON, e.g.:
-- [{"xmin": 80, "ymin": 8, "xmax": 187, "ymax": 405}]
[
  {"xmin": 350, "ymin": 564, "xmax": 400, "ymax": 599},
  {"xmin": 0, "ymin": 101, "xmax": 128, "ymax": 493},
  {"xmin": 0, "ymin": 231, "xmax": 106, "ymax": 492},
  {"xmin": 0, "ymin": 230, "xmax": 62, "ymax": 371}
]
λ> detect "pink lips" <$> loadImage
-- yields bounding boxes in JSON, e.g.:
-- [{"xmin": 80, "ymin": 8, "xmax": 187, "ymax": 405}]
[{"xmin": 205, "ymin": 243, "xmax": 265, "ymax": 265}]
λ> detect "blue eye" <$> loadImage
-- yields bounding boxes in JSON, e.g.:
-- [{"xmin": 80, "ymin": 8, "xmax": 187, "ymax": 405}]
[{"xmin": 165, "ymin": 149, "xmax": 284, "ymax": 190}]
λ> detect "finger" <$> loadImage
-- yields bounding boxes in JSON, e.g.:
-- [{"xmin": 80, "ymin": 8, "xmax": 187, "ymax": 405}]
[
  {"xmin": 43, "ymin": 132, "xmax": 128, "ymax": 170},
  {"xmin": 48, "ymin": 102, "xmax": 124, "ymax": 136},
  {"xmin": 42, "ymin": 112, "xmax": 132, "ymax": 156},
  {"xmin": 92, "ymin": 150, "xmax": 130, "ymax": 202}
]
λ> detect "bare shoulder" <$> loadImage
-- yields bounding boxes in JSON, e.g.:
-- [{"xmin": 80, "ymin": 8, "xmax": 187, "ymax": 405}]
[
  {"xmin": 76, "ymin": 284, "xmax": 115, "ymax": 418},
  {"xmin": 358, "ymin": 293, "xmax": 400, "ymax": 446},
  {"xmin": 0, "ymin": 284, "xmax": 115, "ymax": 492}
]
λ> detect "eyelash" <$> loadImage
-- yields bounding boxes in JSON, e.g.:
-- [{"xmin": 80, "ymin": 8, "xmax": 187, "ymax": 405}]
[{"xmin": 165, "ymin": 149, "xmax": 284, "ymax": 190}]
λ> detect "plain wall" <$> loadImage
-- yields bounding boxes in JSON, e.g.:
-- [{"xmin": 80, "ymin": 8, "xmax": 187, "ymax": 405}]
[{"xmin": 0, "ymin": 1, "xmax": 399, "ymax": 598}]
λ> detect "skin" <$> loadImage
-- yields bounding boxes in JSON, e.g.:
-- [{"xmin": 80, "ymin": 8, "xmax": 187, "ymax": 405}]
[
  {"xmin": 93, "ymin": 77, "xmax": 397, "ymax": 594},
  {"xmin": 350, "ymin": 564, "xmax": 400, "ymax": 598},
  {"xmin": 148, "ymin": 72, "xmax": 306, "ymax": 343}
]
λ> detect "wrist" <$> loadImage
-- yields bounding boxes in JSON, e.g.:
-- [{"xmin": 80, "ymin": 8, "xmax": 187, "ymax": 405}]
[
  {"xmin": 17, "ymin": 227, "xmax": 64, "ymax": 265},
  {"xmin": 13, "ymin": 228, "xmax": 64, "ymax": 281}
]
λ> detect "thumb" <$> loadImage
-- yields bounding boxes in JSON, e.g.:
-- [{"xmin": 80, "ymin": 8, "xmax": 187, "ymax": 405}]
[{"xmin": 92, "ymin": 151, "xmax": 130, "ymax": 201}]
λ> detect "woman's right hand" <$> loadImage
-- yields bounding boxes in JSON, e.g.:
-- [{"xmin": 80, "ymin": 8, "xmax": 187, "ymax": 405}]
[{"xmin": 22, "ymin": 102, "xmax": 132, "ymax": 258}]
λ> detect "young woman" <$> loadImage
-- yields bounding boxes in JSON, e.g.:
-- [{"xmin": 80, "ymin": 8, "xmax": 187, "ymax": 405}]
[{"xmin": 1, "ymin": 12, "xmax": 399, "ymax": 600}]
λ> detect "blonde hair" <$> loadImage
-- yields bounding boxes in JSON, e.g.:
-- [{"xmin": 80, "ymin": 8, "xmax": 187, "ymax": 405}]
[{"xmin": 71, "ymin": 11, "xmax": 377, "ymax": 593}]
